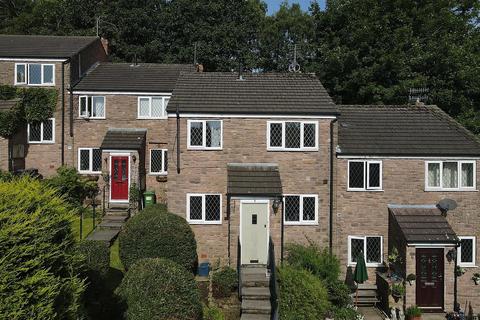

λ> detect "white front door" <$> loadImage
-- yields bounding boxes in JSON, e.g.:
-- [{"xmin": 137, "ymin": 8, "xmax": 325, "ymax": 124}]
[{"xmin": 241, "ymin": 201, "xmax": 269, "ymax": 265}]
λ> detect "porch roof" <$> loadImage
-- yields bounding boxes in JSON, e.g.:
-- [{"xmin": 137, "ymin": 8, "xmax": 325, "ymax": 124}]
[
  {"xmin": 389, "ymin": 205, "xmax": 458, "ymax": 244},
  {"xmin": 100, "ymin": 128, "xmax": 146, "ymax": 151},
  {"xmin": 227, "ymin": 163, "xmax": 282, "ymax": 197}
]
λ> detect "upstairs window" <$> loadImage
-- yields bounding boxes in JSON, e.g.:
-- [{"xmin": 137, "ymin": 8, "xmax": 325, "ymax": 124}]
[
  {"xmin": 15, "ymin": 63, "xmax": 55, "ymax": 85},
  {"xmin": 458, "ymin": 236, "xmax": 476, "ymax": 267},
  {"xmin": 187, "ymin": 194, "xmax": 222, "ymax": 224},
  {"xmin": 426, "ymin": 161, "xmax": 475, "ymax": 191},
  {"xmin": 284, "ymin": 195, "xmax": 318, "ymax": 225},
  {"xmin": 348, "ymin": 235, "xmax": 383, "ymax": 267},
  {"xmin": 150, "ymin": 149, "xmax": 168, "ymax": 175},
  {"xmin": 348, "ymin": 160, "xmax": 382, "ymax": 191},
  {"xmin": 137, "ymin": 96, "xmax": 169, "ymax": 119},
  {"xmin": 79, "ymin": 96, "xmax": 105, "ymax": 119},
  {"xmin": 78, "ymin": 148, "xmax": 102, "ymax": 174},
  {"xmin": 188, "ymin": 120, "xmax": 222, "ymax": 150},
  {"xmin": 267, "ymin": 121, "xmax": 317, "ymax": 151},
  {"xmin": 28, "ymin": 118, "xmax": 55, "ymax": 143}
]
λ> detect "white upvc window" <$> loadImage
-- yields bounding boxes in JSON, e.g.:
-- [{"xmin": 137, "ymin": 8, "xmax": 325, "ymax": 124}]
[
  {"xmin": 186, "ymin": 193, "xmax": 222, "ymax": 224},
  {"xmin": 78, "ymin": 148, "xmax": 102, "ymax": 174},
  {"xmin": 27, "ymin": 118, "xmax": 55, "ymax": 144},
  {"xmin": 348, "ymin": 160, "xmax": 382, "ymax": 191},
  {"xmin": 79, "ymin": 96, "xmax": 106, "ymax": 119},
  {"xmin": 425, "ymin": 161, "xmax": 476, "ymax": 191},
  {"xmin": 137, "ymin": 96, "xmax": 169, "ymax": 119},
  {"xmin": 267, "ymin": 121, "xmax": 318, "ymax": 151},
  {"xmin": 150, "ymin": 149, "xmax": 168, "ymax": 175},
  {"xmin": 15, "ymin": 63, "xmax": 55, "ymax": 86},
  {"xmin": 187, "ymin": 120, "xmax": 223, "ymax": 150},
  {"xmin": 458, "ymin": 236, "xmax": 476, "ymax": 267},
  {"xmin": 283, "ymin": 194, "xmax": 318, "ymax": 225},
  {"xmin": 348, "ymin": 235, "xmax": 383, "ymax": 267}
]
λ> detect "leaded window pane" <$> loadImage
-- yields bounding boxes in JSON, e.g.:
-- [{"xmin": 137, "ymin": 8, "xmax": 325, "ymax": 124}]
[
  {"xmin": 461, "ymin": 238, "xmax": 474, "ymax": 263},
  {"xmin": 302, "ymin": 196, "xmax": 316, "ymax": 221},
  {"xmin": 285, "ymin": 196, "xmax": 300, "ymax": 221},
  {"xmin": 16, "ymin": 64, "xmax": 26, "ymax": 83},
  {"xmin": 285, "ymin": 122, "xmax": 301, "ymax": 149},
  {"xmin": 303, "ymin": 123, "xmax": 316, "ymax": 147},
  {"xmin": 206, "ymin": 121, "xmax": 221, "ymax": 148},
  {"xmin": 205, "ymin": 195, "xmax": 220, "ymax": 221},
  {"xmin": 190, "ymin": 122, "xmax": 203, "ymax": 146},
  {"xmin": 349, "ymin": 162, "xmax": 365, "ymax": 189},
  {"xmin": 43, "ymin": 119, "xmax": 53, "ymax": 141},
  {"xmin": 28, "ymin": 64, "xmax": 42, "ymax": 84},
  {"xmin": 189, "ymin": 196, "xmax": 203, "ymax": 220},
  {"xmin": 80, "ymin": 97, "xmax": 89, "ymax": 116},
  {"xmin": 43, "ymin": 65, "xmax": 54, "ymax": 84},
  {"xmin": 80, "ymin": 149, "xmax": 90, "ymax": 171},
  {"xmin": 269, "ymin": 123, "xmax": 283, "ymax": 147},
  {"xmin": 29, "ymin": 123, "xmax": 41, "ymax": 142},
  {"xmin": 138, "ymin": 98, "xmax": 150, "ymax": 117},
  {"xmin": 443, "ymin": 162, "xmax": 458, "ymax": 188},
  {"xmin": 151, "ymin": 97, "xmax": 164, "ymax": 118},
  {"xmin": 151, "ymin": 149, "xmax": 163, "ymax": 173},
  {"xmin": 350, "ymin": 238, "xmax": 364, "ymax": 263},
  {"xmin": 428, "ymin": 163, "xmax": 441, "ymax": 187},
  {"xmin": 461, "ymin": 163, "xmax": 474, "ymax": 188},
  {"xmin": 366, "ymin": 237, "xmax": 381, "ymax": 263},
  {"xmin": 92, "ymin": 97, "xmax": 105, "ymax": 118},
  {"xmin": 368, "ymin": 163, "xmax": 380, "ymax": 188},
  {"xmin": 163, "ymin": 151, "xmax": 168, "ymax": 172},
  {"xmin": 92, "ymin": 149, "xmax": 102, "ymax": 172}
]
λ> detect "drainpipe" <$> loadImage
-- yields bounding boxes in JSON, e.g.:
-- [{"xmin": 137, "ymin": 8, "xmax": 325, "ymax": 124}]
[
  {"xmin": 176, "ymin": 105, "xmax": 180, "ymax": 174},
  {"xmin": 60, "ymin": 60, "xmax": 68, "ymax": 166},
  {"xmin": 329, "ymin": 118, "xmax": 338, "ymax": 254},
  {"xmin": 227, "ymin": 194, "xmax": 231, "ymax": 266},
  {"xmin": 454, "ymin": 243, "xmax": 460, "ymax": 312},
  {"xmin": 281, "ymin": 196, "xmax": 284, "ymax": 265}
]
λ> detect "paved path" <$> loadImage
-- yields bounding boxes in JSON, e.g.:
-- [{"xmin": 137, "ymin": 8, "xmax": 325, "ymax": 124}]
[{"xmin": 358, "ymin": 307, "xmax": 384, "ymax": 320}]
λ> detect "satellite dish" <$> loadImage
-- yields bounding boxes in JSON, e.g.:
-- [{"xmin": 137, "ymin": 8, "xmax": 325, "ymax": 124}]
[{"xmin": 437, "ymin": 198, "xmax": 457, "ymax": 213}]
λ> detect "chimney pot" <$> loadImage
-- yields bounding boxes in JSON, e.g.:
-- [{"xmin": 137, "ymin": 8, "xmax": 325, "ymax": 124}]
[
  {"xmin": 100, "ymin": 37, "xmax": 109, "ymax": 56},
  {"xmin": 196, "ymin": 64, "xmax": 204, "ymax": 72}
]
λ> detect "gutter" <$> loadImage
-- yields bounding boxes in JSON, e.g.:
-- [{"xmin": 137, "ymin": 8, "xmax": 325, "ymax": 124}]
[{"xmin": 329, "ymin": 118, "xmax": 338, "ymax": 253}]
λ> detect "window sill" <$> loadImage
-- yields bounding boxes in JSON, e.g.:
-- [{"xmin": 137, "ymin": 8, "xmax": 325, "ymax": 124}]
[
  {"xmin": 149, "ymin": 172, "xmax": 167, "ymax": 176},
  {"xmin": 23, "ymin": 83, "xmax": 55, "ymax": 87},
  {"xmin": 78, "ymin": 117, "xmax": 106, "ymax": 120},
  {"xmin": 424, "ymin": 189, "xmax": 478, "ymax": 192},
  {"xmin": 28, "ymin": 142, "xmax": 55, "ymax": 145},
  {"xmin": 79, "ymin": 171, "xmax": 101, "ymax": 175},
  {"xmin": 284, "ymin": 222, "xmax": 318, "ymax": 226},
  {"xmin": 187, "ymin": 147, "xmax": 223, "ymax": 151},
  {"xmin": 348, "ymin": 263, "xmax": 383, "ymax": 268},
  {"xmin": 137, "ymin": 117, "xmax": 168, "ymax": 120},
  {"xmin": 347, "ymin": 189, "xmax": 384, "ymax": 192},
  {"xmin": 267, "ymin": 148, "xmax": 318, "ymax": 152},
  {"xmin": 188, "ymin": 221, "xmax": 222, "ymax": 225},
  {"xmin": 458, "ymin": 264, "xmax": 477, "ymax": 268}
]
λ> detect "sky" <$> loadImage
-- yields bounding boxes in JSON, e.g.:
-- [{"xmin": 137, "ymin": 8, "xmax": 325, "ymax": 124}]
[{"xmin": 265, "ymin": 0, "xmax": 326, "ymax": 15}]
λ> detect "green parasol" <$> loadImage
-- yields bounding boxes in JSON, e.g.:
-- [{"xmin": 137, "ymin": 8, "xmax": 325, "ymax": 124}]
[{"xmin": 354, "ymin": 253, "xmax": 368, "ymax": 306}]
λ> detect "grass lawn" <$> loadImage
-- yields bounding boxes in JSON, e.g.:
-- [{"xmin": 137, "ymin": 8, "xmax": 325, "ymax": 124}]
[
  {"xmin": 110, "ymin": 238, "xmax": 124, "ymax": 272},
  {"xmin": 71, "ymin": 216, "xmax": 96, "ymax": 240}
]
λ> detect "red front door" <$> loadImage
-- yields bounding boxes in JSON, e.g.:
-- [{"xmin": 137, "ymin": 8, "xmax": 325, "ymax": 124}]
[
  {"xmin": 416, "ymin": 248, "xmax": 444, "ymax": 310},
  {"xmin": 111, "ymin": 156, "xmax": 129, "ymax": 201}
]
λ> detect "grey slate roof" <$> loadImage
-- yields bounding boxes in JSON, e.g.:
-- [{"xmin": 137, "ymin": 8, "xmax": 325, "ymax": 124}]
[
  {"xmin": 0, "ymin": 35, "xmax": 99, "ymax": 58},
  {"xmin": 338, "ymin": 104, "xmax": 480, "ymax": 156},
  {"xmin": 389, "ymin": 205, "xmax": 458, "ymax": 244},
  {"xmin": 74, "ymin": 63, "xmax": 195, "ymax": 93},
  {"xmin": 101, "ymin": 129, "xmax": 146, "ymax": 150},
  {"xmin": 167, "ymin": 72, "xmax": 338, "ymax": 115},
  {"xmin": 0, "ymin": 99, "xmax": 19, "ymax": 112},
  {"xmin": 227, "ymin": 163, "xmax": 282, "ymax": 196}
]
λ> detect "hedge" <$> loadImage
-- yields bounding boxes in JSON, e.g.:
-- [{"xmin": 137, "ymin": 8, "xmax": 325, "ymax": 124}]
[
  {"xmin": 116, "ymin": 258, "xmax": 202, "ymax": 320},
  {"xmin": 0, "ymin": 177, "xmax": 84, "ymax": 320},
  {"xmin": 78, "ymin": 240, "xmax": 110, "ymax": 280},
  {"xmin": 212, "ymin": 267, "xmax": 238, "ymax": 298},
  {"xmin": 119, "ymin": 204, "xmax": 198, "ymax": 272}
]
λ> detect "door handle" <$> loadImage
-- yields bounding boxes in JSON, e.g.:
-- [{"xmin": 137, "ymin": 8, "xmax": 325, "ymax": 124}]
[{"xmin": 424, "ymin": 282, "xmax": 435, "ymax": 286}]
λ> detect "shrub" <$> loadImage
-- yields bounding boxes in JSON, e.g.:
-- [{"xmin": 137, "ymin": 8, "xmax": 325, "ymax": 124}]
[
  {"xmin": 331, "ymin": 306, "xmax": 362, "ymax": 320},
  {"xmin": 0, "ymin": 177, "xmax": 84, "ymax": 319},
  {"xmin": 78, "ymin": 240, "xmax": 110, "ymax": 280},
  {"xmin": 327, "ymin": 279, "xmax": 353, "ymax": 307},
  {"xmin": 119, "ymin": 204, "xmax": 198, "ymax": 271},
  {"xmin": 212, "ymin": 267, "xmax": 238, "ymax": 298},
  {"xmin": 405, "ymin": 305, "xmax": 422, "ymax": 317},
  {"xmin": 391, "ymin": 283, "xmax": 406, "ymax": 297},
  {"xmin": 46, "ymin": 166, "xmax": 98, "ymax": 206},
  {"xmin": 116, "ymin": 258, "xmax": 202, "ymax": 320},
  {"xmin": 203, "ymin": 304, "xmax": 225, "ymax": 320},
  {"xmin": 278, "ymin": 266, "xmax": 331, "ymax": 320}
]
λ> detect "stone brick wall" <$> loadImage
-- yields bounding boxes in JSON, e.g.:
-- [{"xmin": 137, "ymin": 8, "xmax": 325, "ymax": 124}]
[{"xmin": 167, "ymin": 117, "xmax": 334, "ymax": 265}]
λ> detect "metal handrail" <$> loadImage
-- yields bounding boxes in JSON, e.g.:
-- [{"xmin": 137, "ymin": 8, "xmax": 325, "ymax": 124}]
[
  {"xmin": 237, "ymin": 237, "xmax": 242, "ymax": 299},
  {"xmin": 268, "ymin": 236, "xmax": 279, "ymax": 320}
]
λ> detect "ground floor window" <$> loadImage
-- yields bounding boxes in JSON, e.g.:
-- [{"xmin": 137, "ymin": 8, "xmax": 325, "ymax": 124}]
[
  {"xmin": 150, "ymin": 149, "xmax": 167, "ymax": 174},
  {"xmin": 78, "ymin": 148, "xmax": 102, "ymax": 173},
  {"xmin": 28, "ymin": 118, "xmax": 55, "ymax": 143},
  {"xmin": 284, "ymin": 194, "xmax": 318, "ymax": 225},
  {"xmin": 348, "ymin": 235, "xmax": 383, "ymax": 267},
  {"xmin": 458, "ymin": 236, "xmax": 476, "ymax": 267},
  {"xmin": 186, "ymin": 193, "xmax": 221, "ymax": 224}
]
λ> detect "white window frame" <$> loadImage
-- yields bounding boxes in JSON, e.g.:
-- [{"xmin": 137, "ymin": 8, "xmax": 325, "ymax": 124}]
[
  {"xmin": 79, "ymin": 96, "xmax": 106, "ymax": 119},
  {"xmin": 15, "ymin": 63, "xmax": 55, "ymax": 86},
  {"xmin": 78, "ymin": 148, "xmax": 102, "ymax": 174},
  {"xmin": 186, "ymin": 193, "xmax": 222, "ymax": 225},
  {"xmin": 187, "ymin": 120, "xmax": 223, "ymax": 150},
  {"xmin": 458, "ymin": 236, "xmax": 476, "ymax": 267},
  {"xmin": 348, "ymin": 235, "xmax": 384, "ymax": 267},
  {"xmin": 283, "ymin": 194, "xmax": 319, "ymax": 225},
  {"xmin": 267, "ymin": 121, "xmax": 318, "ymax": 151},
  {"xmin": 347, "ymin": 160, "xmax": 383, "ymax": 191},
  {"xmin": 425, "ymin": 160, "xmax": 476, "ymax": 191},
  {"xmin": 27, "ymin": 118, "xmax": 55, "ymax": 144},
  {"xmin": 137, "ymin": 96, "xmax": 169, "ymax": 119},
  {"xmin": 149, "ymin": 149, "xmax": 168, "ymax": 175}
]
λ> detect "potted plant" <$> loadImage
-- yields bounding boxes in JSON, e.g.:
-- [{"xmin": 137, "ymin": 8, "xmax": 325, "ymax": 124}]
[
  {"xmin": 391, "ymin": 283, "xmax": 405, "ymax": 302},
  {"xmin": 472, "ymin": 273, "xmax": 480, "ymax": 285},
  {"xmin": 405, "ymin": 305, "xmax": 422, "ymax": 320},
  {"xmin": 406, "ymin": 273, "xmax": 416, "ymax": 286}
]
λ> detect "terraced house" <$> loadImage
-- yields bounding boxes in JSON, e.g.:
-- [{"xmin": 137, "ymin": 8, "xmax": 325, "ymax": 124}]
[{"xmin": 0, "ymin": 35, "xmax": 479, "ymax": 315}]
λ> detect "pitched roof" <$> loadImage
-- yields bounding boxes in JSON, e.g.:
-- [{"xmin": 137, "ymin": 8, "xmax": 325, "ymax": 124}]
[
  {"xmin": 74, "ymin": 63, "xmax": 195, "ymax": 93},
  {"xmin": 389, "ymin": 205, "xmax": 458, "ymax": 244},
  {"xmin": 100, "ymin": 128, "xmax": 146, "ymax": 150},
  {"xmin": 167, "ymin": 72, "xmax": 338, "ymax": 115},
  {"xmin": 227, "ymin": 163, "xmax": 282, "ymax": 196},
  {"xmin": 338, "ymin": 104, "xmax": 480, "ymax": 156},
  {"xmin": 0, "ymin": 35, "xmax": 100, "ymax": 59}
]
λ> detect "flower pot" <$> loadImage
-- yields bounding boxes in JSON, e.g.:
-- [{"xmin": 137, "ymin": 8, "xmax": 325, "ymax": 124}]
[
  {"xmin": 408, "ymin": 316, "xmax": 421, "ymax": 320},
  {"xmin": 392, "ymin": 294, "xmax": 401, "ymax": 302}
]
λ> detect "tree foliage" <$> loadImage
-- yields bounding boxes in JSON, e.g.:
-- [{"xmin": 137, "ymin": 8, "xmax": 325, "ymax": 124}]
[{"xmin": 0, "ymin": 177, "xmax": 84, "ymax": 320}]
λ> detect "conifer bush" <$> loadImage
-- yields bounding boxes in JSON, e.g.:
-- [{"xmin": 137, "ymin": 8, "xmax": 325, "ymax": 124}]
[{"xmin": 0, "ymin": 177, "xmax": 84, "ymax": 320}]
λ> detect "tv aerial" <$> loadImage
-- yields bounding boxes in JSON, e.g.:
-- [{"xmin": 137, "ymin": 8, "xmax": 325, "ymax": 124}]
[{"xmin": 288, "ymin": 44, "xmax": 301, "ymax": 73}]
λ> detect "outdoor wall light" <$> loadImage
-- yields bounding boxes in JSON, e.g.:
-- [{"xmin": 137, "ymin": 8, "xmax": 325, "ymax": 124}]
[
  {"xmin": 132, "ymin": 155, "xmax": 137, "ymax": 163},
  {"xmin": 447, "ymin": 249, "xmax": 456, "ymax": 263},
  {"xmin": 272, "ymin": 199, "xmax": 282, "ymax": 214}
]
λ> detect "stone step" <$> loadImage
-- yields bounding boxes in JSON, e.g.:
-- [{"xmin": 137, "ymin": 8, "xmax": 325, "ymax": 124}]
[
  {"xmin": 240, "ymin": 314, "xmax": 270, "ymax": 320},
  {"xmin": 242, "ymin": 287, "xmax": 270, "ymax": 300},
  {"xmin": 357, "ymin": 283, "xmax": 377, "ymax": 290},
  {"xmin": 103, "ymin": 214, "xmax": 128, "ymax": 222},
  {"xmin": 352, "ymin": 289, "xmax": 377, "ymax": 297},
  {"xmin": 241, "ymin": 299, "xmax": 271, "ymax": 315},
  {"xmin": 241, "ymin": 275, "xmax": 269, "ymax": 287},
  {"xmin": 355, "ymin": 297, "xmax": 380, "ymax": 305},
  {"xmin": 86, "ymin": 229, "xmax": 119, "ymax": 246},
  {"xmin": 241, "ymin": 267, "xmax": 267, "ymax": 276},
  {"xmin": 98, "ymin": 221, "xmax": 124, "ymax": 229}
]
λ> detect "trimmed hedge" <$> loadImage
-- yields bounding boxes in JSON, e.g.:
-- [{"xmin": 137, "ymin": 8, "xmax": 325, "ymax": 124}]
[
  {"xmin": 116, "ymin": 258, "xmax": 202, "ymax": 320},
  {"xmin": 278, "ymin": 266, "xmax": 330, "ymax": 320},
  {"xmin": 78, "ymin": 240, "xmax": 110, "ymax": 279},
  {"xmin": 212, "ymin": 267, "xmax": 238, "ymax": 298},
  {"xmin": 119, "ymin": 204, "xmax": 198, "ymax": 272}
]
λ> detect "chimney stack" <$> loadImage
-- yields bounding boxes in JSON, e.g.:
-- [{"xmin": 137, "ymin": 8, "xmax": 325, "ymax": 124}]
[{"xmin": 100, "ymin": 37, "xmax": 109, "ymax": 56}]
